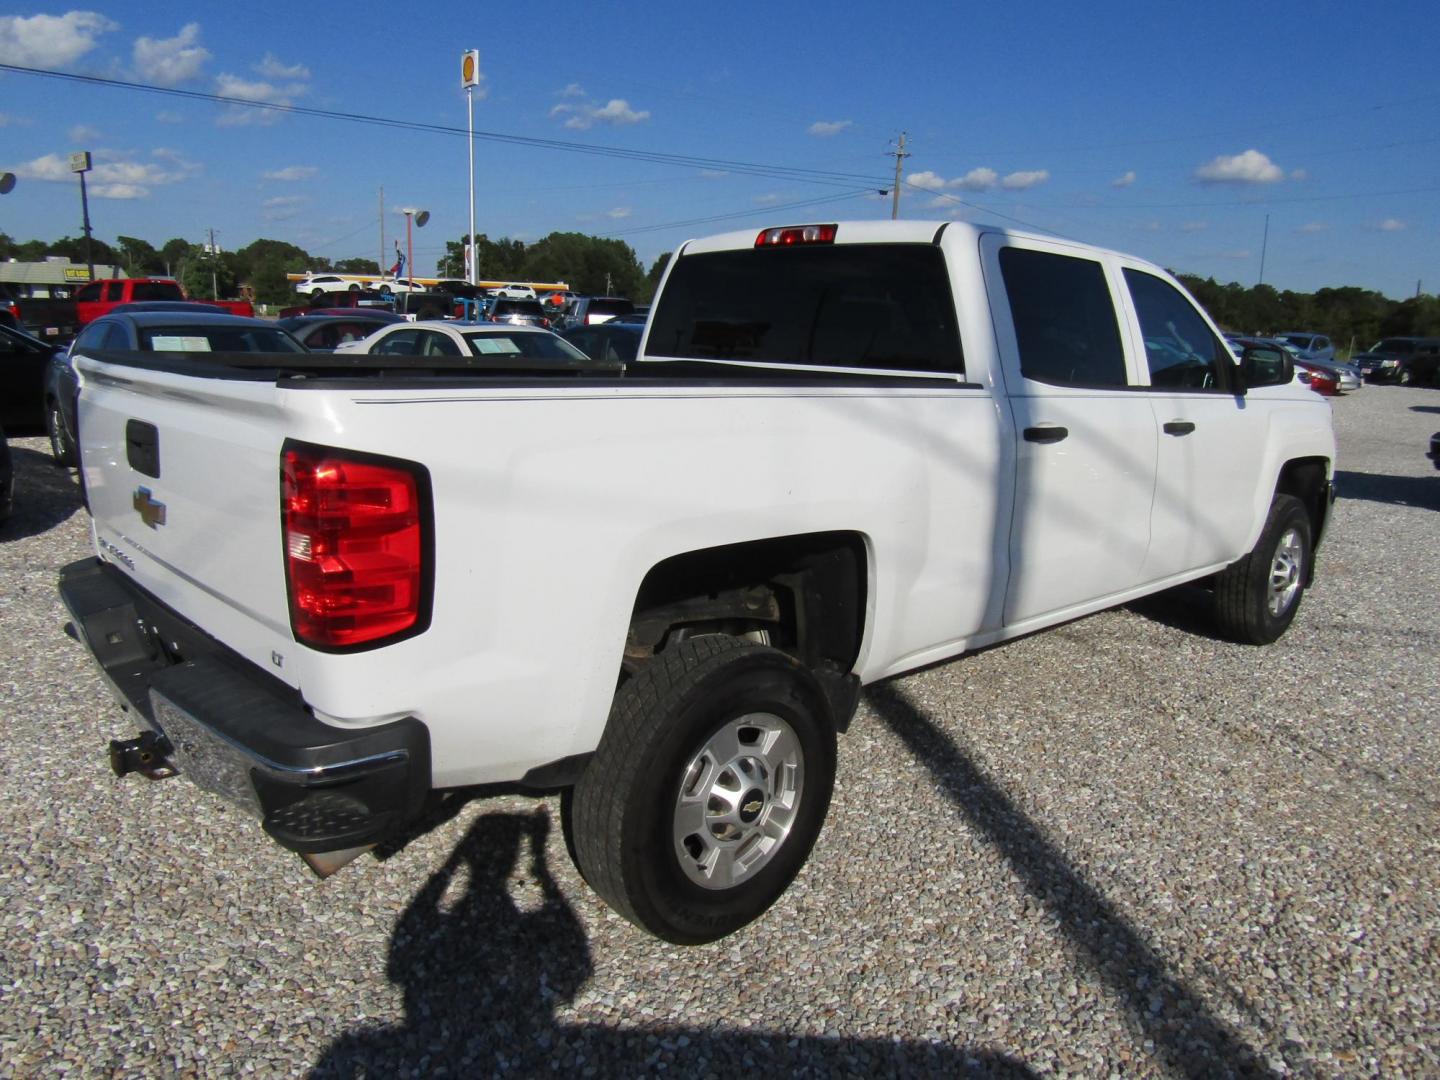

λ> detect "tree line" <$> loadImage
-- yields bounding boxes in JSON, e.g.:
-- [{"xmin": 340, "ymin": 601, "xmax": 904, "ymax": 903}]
[{"xmin": 0, "ymin": 230, "xmax": 670, "ymax": 307}]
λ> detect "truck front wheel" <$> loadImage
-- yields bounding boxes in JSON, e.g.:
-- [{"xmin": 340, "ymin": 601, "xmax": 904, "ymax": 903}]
[
  {"xmin": 1213, "ymin": 493, "xmax": 1312, "ymax": 644},
  {"xmin": 568, "ymin": 636, "xmax": 836, "ymax": 944}
]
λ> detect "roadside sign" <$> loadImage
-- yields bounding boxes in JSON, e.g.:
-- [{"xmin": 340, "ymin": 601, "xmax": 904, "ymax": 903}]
[
  {"xmin": 461, "ymin": 50, "xmax": 481, "ymax": 88},
  {"xmin": 69, "ymin": 152, "xmax": 92, "ymax": 174}
]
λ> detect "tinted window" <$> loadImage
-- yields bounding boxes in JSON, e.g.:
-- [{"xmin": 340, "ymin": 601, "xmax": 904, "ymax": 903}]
[
  {"xmin": 648, "ymin": 244, "xmax": 962, "ymax": 374},
  {"xmin": 1373, "ymin": 339, "xmax": 1416, "ymax": 354},
  {"xmin": 138, "ymin": 325, "xmax": 305, "ymax": 352},
  {"xmin": 416, "ymin": 331, "xmax": 462, "ymax": 357},
  {"xmin": 374, "ymin": 330, "xmax": 419, "ymax": 355},
  {"xmin": 1123, "ymin": 268, "xmax": 1231, "ymax": 391},
  {"xmin": 583, "ymin": 298, "xmax": 635, "ymax": 319},
  {"xmin": 75, "ymin": 283, "xmax": 102, "ymax": 303},
  {"xmin": 463, "ymin": 331, "xmax": 588, "ymax": 361},
  {"xmin": 998, "ymin": 247, "xmax": 1125, "ymax": 387},
  {"xmin": 72, "ymin": 322, "xmax": 109, "ymax": 352},
  {"xmin": 133, "ymin": 281, "xmax": 184, "ymax": 302},
  {"xmin": 493, "ymin": 299, "xmax": 545, "ymax": 317},
  {"xmin": 104, "ymin": 282, "xmax": 125, "ymax": 302},
  {"xmin": 99, "ymin": 323, "xmax": 131, "ymax": 349}
]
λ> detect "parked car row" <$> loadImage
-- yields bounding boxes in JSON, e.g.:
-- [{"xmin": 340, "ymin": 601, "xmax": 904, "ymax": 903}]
[{"xmin": 1352, "ymin": 337, "xmax": 1440, "ymax": 385}]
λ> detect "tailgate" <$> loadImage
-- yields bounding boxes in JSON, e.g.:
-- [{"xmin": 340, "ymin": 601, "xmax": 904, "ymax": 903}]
[{"xmin": 77, "ymin": 356, "xmax": 299, "ymax": 686}]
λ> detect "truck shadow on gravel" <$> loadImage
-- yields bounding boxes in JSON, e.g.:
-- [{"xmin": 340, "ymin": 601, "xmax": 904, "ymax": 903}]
[
  {"xmin": 310, "ymin": 810, "xmax": 1037, "ymax": 1079},
  {"xmin": 0, "ymin": 446, "xmax": 83, "ymax": 542},
  {"xmin": 1333, "ymin": 469, "xmax": 1439, "ymax": 511},
  {"xmin": 865, "ymin": 682, "xmax": 1279, "ymax": 1079}
]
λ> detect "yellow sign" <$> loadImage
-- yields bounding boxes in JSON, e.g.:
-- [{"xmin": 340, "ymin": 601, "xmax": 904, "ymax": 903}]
[
  {"xmin": 63, "ymin": 267, "xmax": 92, "ymax": 281},
  {"xmin": 461, "ymin": 49, "xmax": 480, "ymax": 89}
]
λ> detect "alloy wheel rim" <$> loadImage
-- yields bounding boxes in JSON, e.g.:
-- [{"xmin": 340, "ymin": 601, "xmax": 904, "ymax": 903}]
[
  {"xmin": 1268, "ymin": 527, "xmax": 1304, "ymax": 616},
  {"xmin": 673, "ymin": 712, "xmax": 803, "ymax": 890}
]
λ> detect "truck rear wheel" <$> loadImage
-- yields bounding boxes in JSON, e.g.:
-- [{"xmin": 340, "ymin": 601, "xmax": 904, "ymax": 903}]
[
  {"xmin": 1213, "ymin": 494, "xmax": 1312, "ymax": 644},
  {"xmin": 568, "ymin": 636, "xmax": 836, "ymax": 944}
]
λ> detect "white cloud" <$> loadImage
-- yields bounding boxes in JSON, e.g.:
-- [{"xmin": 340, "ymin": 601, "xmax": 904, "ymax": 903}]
[
  {"xmin": 906, "ymin": 170, "xmax": 948, "ymax": 191},
  {"xmin": 68, "ymin": 123, "xmax": 101, "ymax": 142},
  {"xmin": 1377, "ymin": 218, "xmax": 1406, "ymax": 232},
  {"xmin": 214, "ymin": 72, "xmax": 306, "ymax": 125},
  {"xmin": 754, "ymin": 193, "xmax": 782, "ymax": 205},
  {"xmin": 1296, "ymin": 222, "xmax": 1329, "ymax": 234},
  {"xmin": 263, "ymin": 165, "xmax": 318, "ymax": 181},
  {"xmin": 133, "ymin": 22, "xmax": 210, "ymax": 85},
  {"xmin": 808, "ymin": 119, "xmax": 852, "ymax": 137},
  {"xmin": 155, "ymin": 110, "xmax": 184, "ymax": 124},
  {"xmin": 256, "ymin": 53, "xmax": 309, "ymax": 80},
  {"xmin": 954, "ymin": 167, "xmax": 998, "ymax": 191},
  {"xmin": 550, "ymin": 95, "xmax": 650, "ymax": 130},
  {"xmin": 1180, "ymin": 221, "xmax": 1208, "ymax": 232},
  {"xmin": 0, "ymin": 11, "xmax": 116, "ymax": 67},
  {"xmin": 907, "ymin": 167, "xmax": 999, "ymax": 193},
  {"xmin": 1001, "ymin": 169, "xmax": 1049, "ymax": 190},
  {"xmin": 13, "ymin": 148, "xmax": 200, "ymax": 199},
  {"xmin": 1112, "ymin": 170, "xmax": 1136, "ymax": 188},
  {"xmin": 1290, "ymin": 168, "xmax": 1308, "ymax": 181},
  {"xmin": 1195, "ymin": 149, "xmax": 1284, "ymax": 184},
  {"xmin": 262, "ymin": 195, "xmax": 305, "ymax": 208},
  {"xmin": 606, "ymin": 207, "xmax": 632, "ymax": 219},
  {"xmin": 262, "ymin": 193, "xmax": 307, "ymax": 222},
  {"xmin": 1139, "ymin": 221, "xmax": 1163, "ymax": 233},
  {"xmin": 558, "ymin": 83, "xmax": 586, "ymax": 98}
]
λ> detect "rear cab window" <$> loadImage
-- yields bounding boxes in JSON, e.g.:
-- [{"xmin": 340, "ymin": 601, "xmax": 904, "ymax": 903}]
[
  {"xmin": 646, "ymin": 243, "xmax": 963, "ymax": 376},
  {"xmin": 997, "ymin": 247, "xmax": 1127, "ymax": 387}
]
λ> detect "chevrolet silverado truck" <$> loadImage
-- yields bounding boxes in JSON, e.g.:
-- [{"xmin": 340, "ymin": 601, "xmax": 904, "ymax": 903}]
[{"xmin": 58, "ymin": 220, "xmax": 1335, "ymax": 944}]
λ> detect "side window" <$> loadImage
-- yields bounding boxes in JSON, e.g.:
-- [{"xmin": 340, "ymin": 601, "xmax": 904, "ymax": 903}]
[
  {"xmin": 71, "ymin": 322, "xmax": 109, "ymax": 352},
  {"xmin": 567, "ymin": 329, "xmax": 597, "ymax": 358},
  {"xmin": 104, "ymin": 281, "xmax": 125, "ymax": 302},
  {"xmin": 100, "ymin": 323, "xmax": 131, "ymax": 349},
  {"xmin": 1316, "ymin": 337, "xmax": 1329, "ymax": 350},
  {"xmin": 418, "ymin": 331, "xmax": 461, "ymax": 357},
  {"xmin": 998, "ymin": 247, "xmax": 1127, "ymax": 387},
  {"xmin": 1123, "ymin": 269, "xmax": 1231, "ymax": 391},
  {"xmin": 373, "ymin": 329, "xmax": 419, "ymax": 356},
  {"xmin": 75, "ymin": 283, "xmax": 102, "ymax": 303}
]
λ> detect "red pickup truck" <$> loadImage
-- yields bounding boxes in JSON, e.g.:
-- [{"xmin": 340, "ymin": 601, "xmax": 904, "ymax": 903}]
[{"xmin": 74, "ymin": 278, "xmax": 254, "ymax": 324}]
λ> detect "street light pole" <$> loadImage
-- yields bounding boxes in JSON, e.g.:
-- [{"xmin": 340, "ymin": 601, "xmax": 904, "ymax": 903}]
[
  {"xmin": 69, "ymin": 152, "xmax": 95, "ymax": 280},
  {"xmin": 461, "ymin": 50, "xmax": 482, "ymax": 286}
]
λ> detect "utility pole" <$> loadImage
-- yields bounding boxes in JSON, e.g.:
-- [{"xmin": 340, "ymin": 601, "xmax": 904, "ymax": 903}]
[
  {"xmin": 888, "ymin": 132, "xmax": 910, "ymax": 220},
  {"xmin": 1257, "ymin": 213, "xmax": 1270, "ymax": 287},
  {"xmin": 207, "ymin": 227, "xmax": 220, "ymax": 299},
  {"xmin": 379, "ymin": 187, "xmax": 385, "ymax": 277}
]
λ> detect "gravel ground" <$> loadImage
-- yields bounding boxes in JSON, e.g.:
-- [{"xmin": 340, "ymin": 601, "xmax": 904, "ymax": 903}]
[{"xmin": 1, "ymin": 386, "xmax": 1437, "ymax": 1078}]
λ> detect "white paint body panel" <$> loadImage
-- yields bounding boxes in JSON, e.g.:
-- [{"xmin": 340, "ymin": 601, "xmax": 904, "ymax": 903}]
[{"xmin": 77, "ymin": 220, "xmax": 1336, "ymax": 788}]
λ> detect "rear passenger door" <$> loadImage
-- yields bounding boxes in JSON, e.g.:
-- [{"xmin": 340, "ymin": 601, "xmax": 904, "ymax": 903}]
[
  {"xmin": 1115, "ymin": 264, "xmax": 1266, "ymax": 578},
  {"xmin": 983, "ymin": 234, "xmax": 1158, "ymax": 625}
]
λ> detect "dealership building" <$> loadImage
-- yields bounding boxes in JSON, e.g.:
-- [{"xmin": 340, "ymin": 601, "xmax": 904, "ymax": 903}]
[{"xmin": 1, "ymin": 258, "xmax": 126, "ymax": 298}]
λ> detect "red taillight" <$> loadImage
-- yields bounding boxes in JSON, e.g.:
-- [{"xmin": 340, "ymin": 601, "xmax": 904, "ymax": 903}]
[
  {"xmin": 756, "ymin": 223, "xmax": 837, "ymax": 247},
  {"xmin": 5, "ymin": 302, "xmax": 18, "ymax": 319},
  {"xmin": 282, "ymin": 444, "xmax": 430, "ymax": 650},
  {"xmin": 541, "ymin": 317, "xmax": 550, "ymax": 328}
]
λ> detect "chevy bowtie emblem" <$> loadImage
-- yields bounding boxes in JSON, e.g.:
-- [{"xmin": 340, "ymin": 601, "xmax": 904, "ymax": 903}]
[{"xmin": 132, "ymin": 487, "xmax": 167, "ymax": 529}]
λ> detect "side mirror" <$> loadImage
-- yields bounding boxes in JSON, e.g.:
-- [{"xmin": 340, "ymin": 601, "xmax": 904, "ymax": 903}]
[{"xmin": 1240, "ymin": 345, "xmax": 1293, "ymax": 391}]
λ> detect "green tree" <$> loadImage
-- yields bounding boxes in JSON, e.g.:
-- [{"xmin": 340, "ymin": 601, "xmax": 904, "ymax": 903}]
[
  {"xmin": 642, "ymin": 252, "xmax": 672, "ymax": 303},
  {"xmin": 335, "ymin": 257, "xmax": 380, "ymax": 274},
  {"xmin": 160, "ymin": 237, "xmax": 192, "ymax": 277},
  {"xmin": 46, "ymin": 235, "xmax": 119, "ymax": 268},
  {"xmin": 116, "ymin": 235, "xmax": 164, "ymax": 275},
  {"xmin": 442, "ymin": 233, "xmax": 528, "ymax": 281},
  {"xmin": 177, "ymin": 244, "xmax": 236, "ymax": 300},
  {"xmin": 250, "ymin": 257, "xmax": 294, "ymax": 306},
  {"xmin": 520, "ymin": 232, "xmax": 644, "ymax": 296}
]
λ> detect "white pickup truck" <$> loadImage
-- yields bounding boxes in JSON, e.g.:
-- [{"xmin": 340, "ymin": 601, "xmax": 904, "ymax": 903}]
[{"xmin": 59, "ymin": 220, "xmax": 1335, "ymax": 944}]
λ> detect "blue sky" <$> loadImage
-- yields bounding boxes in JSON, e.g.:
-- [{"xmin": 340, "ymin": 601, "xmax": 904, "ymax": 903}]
[{"xmin": 1, "ymin": 2, "xmax": 1436, "ymax": 298}]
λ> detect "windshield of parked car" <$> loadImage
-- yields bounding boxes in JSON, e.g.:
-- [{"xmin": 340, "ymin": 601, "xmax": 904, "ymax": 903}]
[
  {"xmin": 1280, "ymin": 335, "xmax": 1313, "ymax": 348},
  {"xmin": 492, "ymin": 299, "xmax": 546, "ymax": 316},
  {"xmin": 462, "ymin": 331, "xmax": 587, "ymax": 361},
  {"xmin": 1371, "ymin": 339, "xmax": 1416, "ymax": 354},
  {"xmin": 139, "ymin": 325, "xmax": 307, "ymax": 352}
]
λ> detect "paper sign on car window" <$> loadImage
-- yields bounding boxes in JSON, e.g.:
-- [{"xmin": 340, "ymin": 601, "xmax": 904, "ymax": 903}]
[
  {"xmin": 150, "ymin": 336, "xmax": 213, "ymax": 352},
  {"xmin": 470, "ymin": 337, "xmax": 522, "ymax": 355}
]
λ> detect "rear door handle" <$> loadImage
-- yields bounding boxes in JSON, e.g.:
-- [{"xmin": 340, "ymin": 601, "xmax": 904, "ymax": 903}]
[
  {"xmin": 1163, "ymin": 420, "xmax": 1196, "ymax": 436},
  {"xmin": 1023, "ymin": 426, "xmax": 1069, "ymax": 444}
]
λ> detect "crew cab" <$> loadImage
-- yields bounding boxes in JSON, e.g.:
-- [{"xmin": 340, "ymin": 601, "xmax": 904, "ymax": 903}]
[
  {"xmin": 57, "ymin": 220, "xmax": 1335, "ymax": 944},
  {"xmin": 74, "ymin": 278, "xmax": 255, "ymax": 325}
]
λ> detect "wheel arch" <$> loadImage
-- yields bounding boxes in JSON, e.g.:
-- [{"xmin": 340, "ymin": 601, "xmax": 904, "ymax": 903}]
[
  {"xmin": 1274, "ymin": 456, "xmax": 1332, "ymax": 569},
  {"xmin": 625, "ymin": 530, "xmax": 869, "ymax": 727}
]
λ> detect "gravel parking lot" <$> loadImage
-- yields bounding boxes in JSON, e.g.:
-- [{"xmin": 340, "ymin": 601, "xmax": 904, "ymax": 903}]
[{"xmin": 2, "ymin": 385, "xmax": 1437, "ymax": 1078}]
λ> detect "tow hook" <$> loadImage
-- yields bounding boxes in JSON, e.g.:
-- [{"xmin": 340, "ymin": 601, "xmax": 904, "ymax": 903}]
[{"xmin": 108, "ymin": 732, "xmax": 176, "ymax": 780}]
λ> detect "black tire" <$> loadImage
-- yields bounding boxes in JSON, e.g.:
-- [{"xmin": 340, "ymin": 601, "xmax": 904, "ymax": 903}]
[
  {"xmin": 46, "ymin": 397, "xmax": 76, "ymax": 467},
  {"xmin": 348, "ymin": 283, "xmax": 360, "ymax": 293},
  {"xmin": 1213, "ymin": 494, "xmax": 1312, "ymax": 645},
  {"xmin": 310, "ymin": 288, "xmax": 325, "ymax": 300},
  {"xmin": 569, "ymin": 636, "xmax": 836, "ymax": 944}
]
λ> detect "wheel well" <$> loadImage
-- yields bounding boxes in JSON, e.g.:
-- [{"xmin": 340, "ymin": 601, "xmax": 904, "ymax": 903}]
[
  {"xmin": 626, "ymin": 531, "xmax": 867, "ymax": 681},
  {"xmin": 1275, "ymin": 457, "xmax": 1331, "ymax": 555}
]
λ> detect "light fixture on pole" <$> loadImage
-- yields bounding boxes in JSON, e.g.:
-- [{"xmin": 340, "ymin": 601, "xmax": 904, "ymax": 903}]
[
  {"xmin": 400, "ymin": 207, "xmax": 429, "ymax": 313},
  {"xmin": 461, "ymin": 50, "xmax": 482, "ymax": 285},
  {"xmin": 0, "ymin": 173, "xmax": 16, "ymax": 196},
  {"xmin": 69, "ymin": 151, "xmax": 95, "ymax": 281}
]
